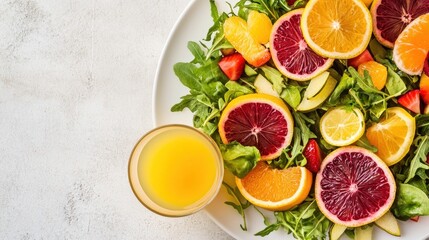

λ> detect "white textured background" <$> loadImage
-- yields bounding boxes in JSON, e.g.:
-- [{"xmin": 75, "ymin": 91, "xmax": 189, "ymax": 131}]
[{"xmin": 0, "ymin": 0, "xmax": 233, "ymax": 239}]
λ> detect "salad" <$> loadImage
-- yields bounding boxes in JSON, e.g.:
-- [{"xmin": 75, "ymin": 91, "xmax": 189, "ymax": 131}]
[{"xmin": 170, "ymin": 0, "xmax": 429, "ymax": 239}]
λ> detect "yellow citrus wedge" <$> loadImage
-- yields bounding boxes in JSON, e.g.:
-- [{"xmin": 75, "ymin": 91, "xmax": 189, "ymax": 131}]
[
  {"xmin": 366, "ymin": 107, "xmax": 416, "ymax": 166},
  {"xmin": 320, "ymin": 107, "xmax": 365, "ymax": 146},
  {"xmin": 301, "ymin": 0, "xmax": 373, "ymax": 59},
  {"xmin": 236, "ymin": 162, "xmax": 312, "ymax": 211}
]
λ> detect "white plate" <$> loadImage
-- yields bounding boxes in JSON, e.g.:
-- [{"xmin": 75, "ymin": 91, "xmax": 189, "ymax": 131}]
[{"xmin": 152, "ymin": 0, "xmax": 429, "ymax": 239}]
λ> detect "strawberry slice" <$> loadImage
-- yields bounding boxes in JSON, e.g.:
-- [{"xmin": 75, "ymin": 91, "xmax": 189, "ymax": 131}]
[
  {"xmin": 303, "ymin": 139, "xmax": 323, "ymax": 173},
  {"xmin": 398, "ymin": 89, "xmax": 421, "ymax": 114},
  {"xmin": 218, "ymin": 53, "xmax": 245, "ymax": 81},
  {"xmin": 410, "ymin": 216, "xmax": 420, "ymax": 222},
  {"xmin": 420, "ymin": 73, "xmax": 429, "ymax": 105},
  {"xmin": 347, "ymin": 49, "xmax": 374, "ymax": 69}
]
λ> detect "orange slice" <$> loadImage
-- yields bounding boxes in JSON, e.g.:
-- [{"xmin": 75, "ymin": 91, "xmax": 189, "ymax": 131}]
[
  {"xmin": 366, "ymin": 107, "xmax": 416, "ymax": 166},
  {"xmin": 300, "ymin": 0, "xmax": 373, "ymax": 59},
  {"xmin": 393, "ymin": 13, "xmax": 429, "ymax": 75},
  {"xmin": 236, "ymin": 162, "xmax": 313, "ymax": 211}
]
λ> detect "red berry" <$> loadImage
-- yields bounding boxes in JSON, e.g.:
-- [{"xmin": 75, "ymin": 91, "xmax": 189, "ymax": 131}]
[
  {"xmin": 347, "ymin": 49, "xmax": 374, "ymax": 69},
  {"xmin": 410, "ymin": 216, "xmax": 420, "ymax": 222},
  {"xmin": 398, "ymin": 89, "xmax": 421, "ymax": 114},
  {"xmin": 303, "ymin": 139, "xmax": 323, "ymax": 173},
  {"xmin": 218, "ymin": 53, "xmax": 245, "ymax": 81}
]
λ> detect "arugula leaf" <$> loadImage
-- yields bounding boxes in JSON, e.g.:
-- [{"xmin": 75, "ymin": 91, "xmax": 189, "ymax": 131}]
[
  {"xmin": 256, "ymin": 197, "xmax": 330, "ymax": 239},
  {"xmin": 220, "ymin": 141, "xmax": 260, "ymax": 178},
  {"xmin": 222, "ymin": 182, "xmax": 252, "ymax": 230},
  {"xmin": 385, "ymin": 66, "xmax": 407, "ymax": 97},
  {"xmin": 404, "ymin": 136, "xmax": 429, "ymax": 183}
]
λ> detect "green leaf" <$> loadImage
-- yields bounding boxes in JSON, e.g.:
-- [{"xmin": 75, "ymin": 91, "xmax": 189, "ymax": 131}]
[
  {"xmin": 188, "ymin": 41, "xmax": 206, "ymax": 64},
  {"xmin": 327, "ymin": 71, "xmax": 355, "ymax": 105},
  {"xmin": 260, "ymin": 65, "xmax": 285, "ymax": 94},
  {"xmin": 393, "ymin": 183, "xmax": 429, "ymax": 220},
  {"xmin": 385, "ymin": 66, "xmax": 407, "ymax": 97},
  {"xmin": 173, "ymin": 62, "xmax": 201, "ymax": 91},
  {"xmin": 220, "ymin": 141, "xmax": 260, "ymax": 178},
  {"xmin": 281, "ymin": 85, "xmax": 301, "ymax": 109},
  {"xmin": 404, "ymin": 136, "xmax": 429, "ymax": 183}
]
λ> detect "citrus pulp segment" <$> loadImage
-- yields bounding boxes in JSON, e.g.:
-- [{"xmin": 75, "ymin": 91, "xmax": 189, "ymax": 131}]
[
  {"xmin": 366, "ymin": 107, "xmax": 416, "ymax": 166},
  {"xmin": 270, "ymin": 8, "xmax": 334, "ymax": 81},
  {"xmin": 393, "ymin": 13, "xmax": 429, "ymax": 75},
  {"xmin": 315, "ymin": 146, "xmax": 396, "ymax": 227},
  {"xmin": 247, "ymin": 10, "xmax": 273, "ymax": 44},
  {"xmin": 319, "ymin": 107, "xmax": 365, "ymax": 147},
  {"xmin": 371, "ymin": 0, "xmax": 429, "ymax": 48},
  {"xmin": 236, "ymin": 162, "xmax": 313, "ymax": 211},
  {"xmin": 301, "ymin": 0, "xmax": 373, "ymax": 59},
  {"xmin": 223, "ymin": 16, "xmax": 271, "ymax": 67},
  {"xmin": 218, "ymin": 93, "xmax": 294, "ymax": 160}
]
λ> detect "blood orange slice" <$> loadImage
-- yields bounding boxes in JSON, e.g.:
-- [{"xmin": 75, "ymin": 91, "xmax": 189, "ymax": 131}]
[
  {"xmin": 270, "ymin": 8, "xmax": 334, "ymax": 81},
  {"xmin": 218, "ymin": 93, "xmax": 294, "ymax": 160},
  {"xmin": 371, "ymin": 0, "xmax": 429, "ymax": 48},
  {"xmin": 315, "ymin": 146, "xmax": 396, "ymax": 227}
]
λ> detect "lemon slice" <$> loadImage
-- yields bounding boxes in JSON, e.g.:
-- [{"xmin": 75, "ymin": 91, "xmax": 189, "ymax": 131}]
[
  {"xmin": 320, "ymin": 107, "xmax": 365, "ymax": 146},
  {"xmin": 366, "ymin": 107, "xmax": 416, "ymax": 166},
  {"xmin": 301, "ymin": 0, "xmax": 373, "ymax": 59}
]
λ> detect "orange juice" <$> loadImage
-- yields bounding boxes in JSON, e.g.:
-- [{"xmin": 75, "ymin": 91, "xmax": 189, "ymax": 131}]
[{"xmin": 128, "ymin": 125, "xmax": 223, "ymax": 216}]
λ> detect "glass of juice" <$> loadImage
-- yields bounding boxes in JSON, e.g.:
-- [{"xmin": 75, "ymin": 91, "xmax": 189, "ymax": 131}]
[{"xmin": 128, "ymin": 124, "xmax": 224, "ymax": 217}]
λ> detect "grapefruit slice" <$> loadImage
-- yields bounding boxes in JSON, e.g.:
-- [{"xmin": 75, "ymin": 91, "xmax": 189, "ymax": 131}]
[
  {"xmin": 315, "ymin": 146, "xmax": 396, "ymax": 227},
  {"xmin": 270, "ymin": 8, "xmax": 334, "ymax": 81},
  {"xmin": 393, "ymin": 13, "xmax": 429, "ymax": 75},
  {"xmin": 218, "ymin": 93, "xmax": 294, "ymax": 160},
  {"xmin": 236, "ymin": 162, "xmax": 312, "ymax": 211},
  {"xmin": 371, "ymin": 0, "xmax": 429, "ymax": 48}
]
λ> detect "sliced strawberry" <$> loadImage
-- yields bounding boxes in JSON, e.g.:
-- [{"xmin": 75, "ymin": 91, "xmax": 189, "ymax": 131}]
[
  {"xmin": 410, "ymin": 216, "xmax": 420, "ymax": 222},
  {"xmin": 398, "ymin": 89, "xmax": 421, "ymax": 114},
  {"xmin": 347, "ymin": 49, "xmax": 374, "ymax": 69},
  {"xmin": 218, "ymin": 53, "xmax": 245, "ymax": 81},
  {"xmin": 303, "ymin": 139, "xmax": 323, "ymax": 173},
  {"xmin": 420, "ymin": 73, "xmax": 429, "ymax": 105}
]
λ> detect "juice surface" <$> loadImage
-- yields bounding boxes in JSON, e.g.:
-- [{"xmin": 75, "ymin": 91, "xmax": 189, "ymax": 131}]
[{"xmin": 138, "ymin": 128, "xmax": 218, "ymax": 210}]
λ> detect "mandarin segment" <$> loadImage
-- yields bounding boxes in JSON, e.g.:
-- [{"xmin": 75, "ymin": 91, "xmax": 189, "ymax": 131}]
[
  {"xmin": 358, "ymin": 60, "xmax": 387, "ymax": 90},
  {"xmin": 236, "ymin": 162, "xmax": 312, "ymax": 211},
  {"xmin": 223, "ymin": 16, "xmax": 271, "ymax": 67},
  {"xmin": 247, "ymin": 11, "xmax": 273, "ymax": 44}
]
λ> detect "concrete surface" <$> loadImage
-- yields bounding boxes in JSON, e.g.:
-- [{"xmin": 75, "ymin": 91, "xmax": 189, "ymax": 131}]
[{"xmin": 0, "ymin": 0, "xmax": 233, "ymax": 239}]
